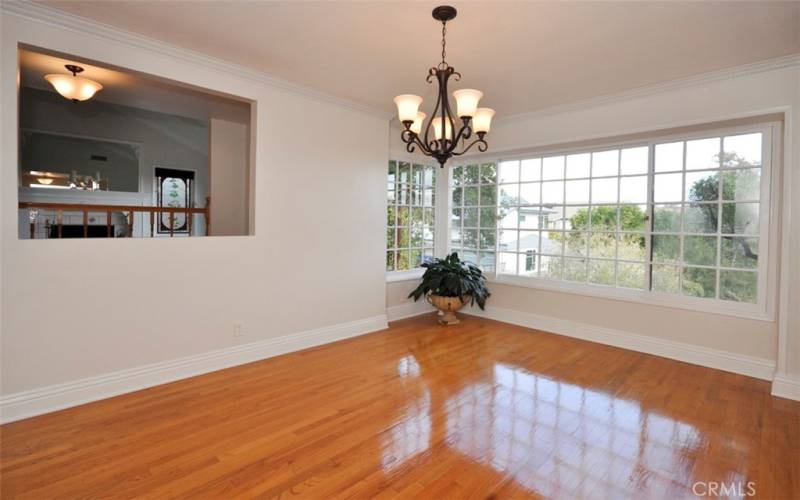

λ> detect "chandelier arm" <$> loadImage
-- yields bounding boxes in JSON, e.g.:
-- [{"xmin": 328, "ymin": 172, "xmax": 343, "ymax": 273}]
[
  {"xmin": 437, "ymin": 69, "xmax": 448, "ymax": 157},
  {"xmin": 401, "ymin": 130, "xmax": 417, "ymax": 154},
  {"xmin": 402, "ymin": 130, "xmax": 434, "ymax": 156},
  {"xmin": 437, "ymin": 66, "xmax": 464, "ymax": 155},
  {"xmin": 451, "ymin": 135, "xmax": 488, "ymax": 156},
  {"xmin": 412, "ymin": 134, "xmax": 434, "ymax": 155},
  {"xmin": 401, "ymin": 127, "xmax": 429, "ymax": 155},
  {"xmin": 423, "ymin": 67, "xmax": 440, "ymax": 148},
  {"xmin": 460, "ymin": 117, "xmax": 472, "ymax": 142},
  {"xmin": 444, "ymin": 120, "xmax": 473, "ymax": 155},
  {"xmin": 400, "ymin": 128, "xmax": 415, "ymax": 143},
  {"xmin": 425, "ymin": 67, "xmax": 437, "ymax": 84},
  {"xmin": 442, "ymin": 77, "xmax": 458, "ymax": 146}
]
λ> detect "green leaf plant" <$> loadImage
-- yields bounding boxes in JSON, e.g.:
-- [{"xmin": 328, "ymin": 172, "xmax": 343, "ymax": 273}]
[{"xmin": 408, "ymin": 252, "xmax": 490, "ymax": 309}]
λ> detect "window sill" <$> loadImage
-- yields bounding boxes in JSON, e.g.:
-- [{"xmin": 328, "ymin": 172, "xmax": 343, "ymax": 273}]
[
  {"xmin": 387, "ymin": 269, "xmax": 425, "ymax": 283},
  {"xmin": 489, "ymin": 274, "xmax": 773, "ymax": 322}
]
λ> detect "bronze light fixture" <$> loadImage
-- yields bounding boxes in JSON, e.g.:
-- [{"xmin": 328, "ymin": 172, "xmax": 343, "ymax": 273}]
[{"xmin": 394, "ymin": 5, "xmax": 494, "ymax": 168}]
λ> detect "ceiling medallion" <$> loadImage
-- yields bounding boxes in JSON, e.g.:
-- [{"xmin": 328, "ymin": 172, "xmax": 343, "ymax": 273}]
[{"xmin": 394, "ymin": 5, "xmax": 494, "ymax": 168}]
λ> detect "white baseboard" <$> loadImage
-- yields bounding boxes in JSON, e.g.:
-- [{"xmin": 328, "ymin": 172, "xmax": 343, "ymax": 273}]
[
  {"xmin": 771, "ymin": 375, "xmax": 800, "ymax": 401},
  {"xmin": 462, "ymin": 306, "xmax": 776, "ymax": 381},
  {"xmin": 386, "ymin": 301, "xmax": 433, "ymax": 321},
  {"xmin": 0, "ymin": 315, "xmax": 388, "ymax": 424}
]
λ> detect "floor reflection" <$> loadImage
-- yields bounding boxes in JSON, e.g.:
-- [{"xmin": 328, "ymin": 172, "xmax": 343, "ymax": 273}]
[
  {"xmin": 381, "ymin": 355, "xmax": 431, "ymax": 471},
  {"xmin": 443, "ymin": 363, "xmax": 716, "ymax": 498},
  {"xmin": 373, "ymin": 324, "xmax": 774, "ymax": 499},
  {"xmin": 397, "ymin": 354, "xmax": 421, "ymax": 379}
]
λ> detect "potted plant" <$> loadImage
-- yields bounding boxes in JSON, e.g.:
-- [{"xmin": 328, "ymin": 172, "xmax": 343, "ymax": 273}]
[{"xmin": 408, "ymin": 252, "xmax": 490, "ymax": 325}]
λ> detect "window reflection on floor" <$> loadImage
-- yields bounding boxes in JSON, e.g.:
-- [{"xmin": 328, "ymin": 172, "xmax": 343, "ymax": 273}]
[
  {"xmin": 381, "ymin": 354, "xmax": 430, "ymax": 471},
  {"xmin": 381, "ymin": 388, "xmax": 431, "ymax": 472},
  {"xmin": 397, "ymin": 355, "xmax": 421, "ymax": 378},
  {"xmin": 444, "ymin": 363, "xmax": 706, "ymax": 498}
]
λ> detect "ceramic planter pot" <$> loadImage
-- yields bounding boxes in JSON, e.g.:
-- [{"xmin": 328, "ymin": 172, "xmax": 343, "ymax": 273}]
[{"xmin": 428, "ymin": 294, "xmax": 466, "ymax": 325}]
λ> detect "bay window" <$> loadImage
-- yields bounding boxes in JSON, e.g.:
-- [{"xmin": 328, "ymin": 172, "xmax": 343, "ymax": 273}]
[
  {"xmin": 446, "ymin": 122, "xmax": 778, "ymax": 318},
  {"xmin": 450, "ymin": 163, "xmax": 499, "ymax": 272},
  {"xmin": 386, "ymin": 160, "xmax": 436, "ymax": 273}
]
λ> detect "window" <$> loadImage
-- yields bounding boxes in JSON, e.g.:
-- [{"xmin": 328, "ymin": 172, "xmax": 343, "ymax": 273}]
[
  {"xmin": 155, "ymin": 167, "xmax": 194, "ymax": 235},
  {"xmin": 451, "ymin": 123, "xmax": 776, "ymax": 316},
  {"xmin": 386, "ymin": 160, "xmax": 436, "ymax": 272},
  {"xmin": 525, "ymin": 250, "xmax": 536, "ymax": 272},
  {"xmin": 495, "ymin": 148, "xmax": 649, "ymax": 285},
  {"xmin": 651, "ymin": 132, "xmax": 764, "ymax": 303},
  {"xmin": 450, "ymin": 163, "xmax": 499, "ymax": 272}
]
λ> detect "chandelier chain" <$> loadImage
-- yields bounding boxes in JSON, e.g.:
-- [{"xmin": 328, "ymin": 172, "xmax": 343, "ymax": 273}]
[{"xmin": 441, "ymin": 21, "xmax": 447, "ymax": 66}]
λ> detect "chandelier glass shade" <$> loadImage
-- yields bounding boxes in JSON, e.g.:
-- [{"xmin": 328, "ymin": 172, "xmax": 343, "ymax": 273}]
[
  {"xmin": 394, "ymin": 6, "xmax": 494, "ymax": 167},
  {"xmin": 45, "ymin": 65, "xmax": 103, "ymax": 103}
]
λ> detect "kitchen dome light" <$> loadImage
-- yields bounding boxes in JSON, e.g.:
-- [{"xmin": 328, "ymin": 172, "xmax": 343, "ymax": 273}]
[{"xmin": 44, "ymin": 64, "xmax": 103, "ymax": 103}]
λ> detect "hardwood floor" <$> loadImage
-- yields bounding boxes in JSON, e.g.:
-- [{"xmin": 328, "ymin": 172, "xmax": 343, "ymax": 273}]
[{"xmin": 1, "ymin": 314, "xmax": 798, "ymax": 499}]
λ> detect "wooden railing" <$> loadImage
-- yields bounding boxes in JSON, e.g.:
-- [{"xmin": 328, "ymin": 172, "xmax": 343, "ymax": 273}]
[{"xmin": 19, "ymin": 197, "xmax": 211, "ymax": 238}]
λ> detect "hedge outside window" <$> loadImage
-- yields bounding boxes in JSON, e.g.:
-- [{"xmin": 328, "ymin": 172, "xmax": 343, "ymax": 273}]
[{"xmin": 386, "ymin": 160, "xmax": 436, "ymax": 272}]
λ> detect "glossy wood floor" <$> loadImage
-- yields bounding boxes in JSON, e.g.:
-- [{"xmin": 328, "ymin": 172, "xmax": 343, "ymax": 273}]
[{"xmin": 2, "ymin": 314, "xmax": 799, "ymax": 499}]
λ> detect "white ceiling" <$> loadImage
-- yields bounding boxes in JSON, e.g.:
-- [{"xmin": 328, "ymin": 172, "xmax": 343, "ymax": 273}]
[
  {"xmin": 38, "ymin": 1, "xmax": 800, "ymax": 118},
  {"xmin": 19, "ymin": 48, "xmax": 251, "ymax": 123}
]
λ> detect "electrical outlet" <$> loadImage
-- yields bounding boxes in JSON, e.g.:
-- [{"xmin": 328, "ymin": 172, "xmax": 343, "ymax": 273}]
[{"xmin": 233, "ymin": 323, "xmax": 244, "ymax": 337}]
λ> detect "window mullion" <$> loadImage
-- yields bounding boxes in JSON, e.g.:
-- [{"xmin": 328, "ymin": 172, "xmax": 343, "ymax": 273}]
[
  {"xmin": 679, "ymin": 141, "xmax": 687, "ymax": 296},
  {"xmin": 715, "ymin": 137, "xmax": 724, "ymax": 299},
  {"xmin": 491, "ymin": 162, "xmax": 499, "ymax": 276},
  {"xmin": 535, "ymin": 160, "xmax": 541, "ymax": 277},
  {"xmin": 436, "ymin": 165, "xmax": 450, "ymax": 258},
  {"xmin": 757, "ymin": 125, "xmax": 774, "ymax": 312},
  {"xmin": 585, "ymin": 154, "xmax": 592, "ymax": 281},
  {"xmin": 646, "ymin": 143, "xmax": 656, "ymax": 291},
  {"xmin": 519, "ymin": 160, "xmax": 523, "ymax": 276},
  {"xmin": 615, "ymin": 150, "xmax": 621, "ymax": 287}
]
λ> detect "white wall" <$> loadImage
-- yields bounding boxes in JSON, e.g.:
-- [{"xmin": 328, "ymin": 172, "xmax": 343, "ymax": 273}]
[
  {"xmin": 388, "ymin": 61, "xmax": 800, "ymax": 391},
  {"xmin": 0, "ymin": 9, "xmax": 389, "ymax": 401},
  {"xmin": 209, "ymin": 118, "xmax": 249, "ymax": 236}
]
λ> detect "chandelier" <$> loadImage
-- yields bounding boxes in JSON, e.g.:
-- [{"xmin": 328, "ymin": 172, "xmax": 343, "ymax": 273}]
[{"xmin": 394, "ymin": 5, "xmax": 494, "ymax": 168}]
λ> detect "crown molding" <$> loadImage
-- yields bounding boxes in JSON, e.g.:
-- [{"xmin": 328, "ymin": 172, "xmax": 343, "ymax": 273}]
[
  {"xmin": 498, "ymin": 53, "xmax": 800, "ymax": 125},
  {"xmin": 0, "ymin": 1, "xmax": 394, "ymax": 121},
  {"xmin": 6, "ymin": 1, "xmax": 795, "ymax": 126}
]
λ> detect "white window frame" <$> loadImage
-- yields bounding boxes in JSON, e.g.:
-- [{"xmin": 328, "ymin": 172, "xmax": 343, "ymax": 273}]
[
  {"xmin": 386, "ymin": 154, "xmax": 449, "ymax": 283},
  {"xmin": 449, "ymin": 162, "xmax": 502, "ymax": 274},
  {"xmin": 446, "ymin": 121, "xmax": 781, "ymax": 321}
]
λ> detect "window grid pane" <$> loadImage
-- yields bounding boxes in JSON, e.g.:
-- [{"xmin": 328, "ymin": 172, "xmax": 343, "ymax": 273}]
[
  {"xmin": 450, "ymin": 162, "xmax": 497, "ymax": 272},
  {"xmin": 481, "ymin": 129, "xmax": 764, "ymax": 306},
  {"xmin": 387, "ymin": 160, "xmax": 436, "ymax": 272},
  {"xmin": 650, "ymin": 133, "xmax": 760, "ymax": 303}
]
